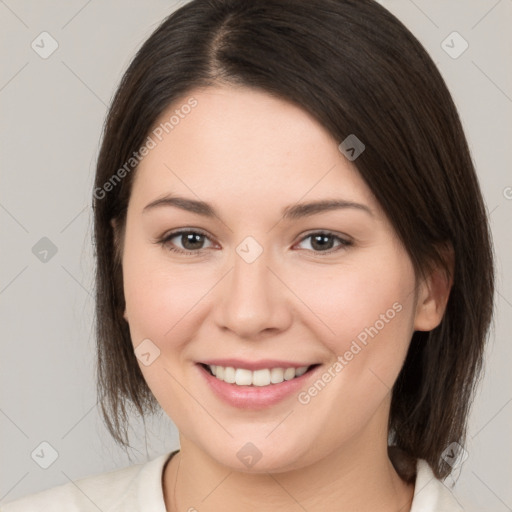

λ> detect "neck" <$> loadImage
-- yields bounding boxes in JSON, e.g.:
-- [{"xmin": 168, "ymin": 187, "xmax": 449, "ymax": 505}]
[{"xmin": 163, "ymin": 429, "xmax": 415, "ymax": 512}]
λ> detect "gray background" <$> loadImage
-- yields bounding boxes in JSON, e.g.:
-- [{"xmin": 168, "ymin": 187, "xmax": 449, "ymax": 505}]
[{"xmin": 0, "ymin": 0, "xmax": 511, "ymax": 510}]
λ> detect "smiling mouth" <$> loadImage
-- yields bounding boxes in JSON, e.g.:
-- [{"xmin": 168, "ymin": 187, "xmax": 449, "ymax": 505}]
[{"xmin": 199, "ymin": 363, "xmax": 320, "ymax": 387}]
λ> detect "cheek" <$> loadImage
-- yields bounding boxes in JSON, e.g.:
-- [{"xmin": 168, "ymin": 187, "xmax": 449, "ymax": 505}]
[
  {"xmin": 121, "ymin": 238, "xmax": 211, "ymax": 410},
  {"xmin": 123, "ymin": 230, "xmax": 416, "ymax": 360},
  {"xmin": 123, "ymin": 218, "xmax": 204, "ymax": 338},
  {"xmin": 286, "ymin": 252, "xmax": 415, "ymax": 358},
  {"xmin": 123, "ymin": 256, "xmax": 207, "ymax": 347},
  {"xmin": 286, "ymin": 259, "xmax": 416, "ymax": 441}
]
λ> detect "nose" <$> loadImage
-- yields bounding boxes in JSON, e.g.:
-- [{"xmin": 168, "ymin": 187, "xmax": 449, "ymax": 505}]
[{"xmin": 213, "ymin": 244, "xmax": 293, "ymax": 339}]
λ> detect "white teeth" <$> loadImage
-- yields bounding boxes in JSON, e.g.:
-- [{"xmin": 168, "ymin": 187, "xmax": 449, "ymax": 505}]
[
  {"xmin": 252, "ymin": 369, "xmax": 271, "ymax": 387},
  {"xmin": 284, "ymin": 368, "xmax": 296, "ymax": 380},
  {"xmin": 270, "ymin": 368, "xmax": 284, "ymax": 383},
  {"xmin": 224, "ymin": 366, "xmax": 236, "ymax": 383},
  {"xmin": 295, "ymin": 366, "xmax": 308, "ymax": 377},
  {"xmin": 235, "ymin": 368, "xmax": 252, "ymax": 386},
  {"xmin": 207, "ymin": 365, "xmax": 310, "ymax": 386}
]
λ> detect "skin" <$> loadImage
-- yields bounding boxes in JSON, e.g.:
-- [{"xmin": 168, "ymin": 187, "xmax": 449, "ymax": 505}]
[{"xmin": 114, "ymin": 84, "xmax": 453, "ymax": 512}]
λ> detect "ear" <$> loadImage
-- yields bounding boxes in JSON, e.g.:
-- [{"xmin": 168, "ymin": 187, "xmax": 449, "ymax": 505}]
[
  {"xmin": 413, "ymin": 243, "xmax": 454, "ymax": 332},
  {"xmin": 110, "ymin": 218, "xmax": 129, "ymax": 322}
]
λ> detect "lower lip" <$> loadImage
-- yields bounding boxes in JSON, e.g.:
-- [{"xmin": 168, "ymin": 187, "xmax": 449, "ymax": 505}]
[{"xmin": 197, "ymin": 364, "xmax": 320, "ymax": 409}]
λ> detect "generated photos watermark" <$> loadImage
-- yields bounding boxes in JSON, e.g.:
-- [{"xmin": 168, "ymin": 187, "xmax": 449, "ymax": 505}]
[
  {"xmin": 94, "ymin": 97, "xmax": 198, "ymax": 200},
  {"xmin": 298, "ymin": 301, "xmax": 403, "ymax": 405}
]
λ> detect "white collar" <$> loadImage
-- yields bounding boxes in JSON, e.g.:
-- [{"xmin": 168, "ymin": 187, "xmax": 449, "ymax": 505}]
[{"xmin": 410, "ymin": 458, "xmax": 464, "ymax": 511}]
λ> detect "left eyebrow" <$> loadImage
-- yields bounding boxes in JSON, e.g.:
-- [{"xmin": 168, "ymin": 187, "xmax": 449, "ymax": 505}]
[
  {"xmin": 281, "ymin": 199, "xmax": 374, "ymax": 220},
  {"xmin": 142, "ymin": 194, "xmax": 374, "ymax": 219}
]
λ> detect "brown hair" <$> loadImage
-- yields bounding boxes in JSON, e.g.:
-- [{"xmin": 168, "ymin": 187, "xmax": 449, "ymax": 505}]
[{"xmin": 92, "ymin": 0, "xmax": 495, "ymax": 479}]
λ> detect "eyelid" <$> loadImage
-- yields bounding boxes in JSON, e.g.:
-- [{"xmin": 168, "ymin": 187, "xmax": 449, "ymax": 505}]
[
  {"xmin": 295, "ymin": 228, "xmax": 352, "ymax": 243},
  {"xmin": 162, "ymin": 227, "xmax": 211, "ymax": 239}
]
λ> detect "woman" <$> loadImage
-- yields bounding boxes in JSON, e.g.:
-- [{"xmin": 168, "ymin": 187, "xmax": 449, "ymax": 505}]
[{"xmin": 3, "ymin": 0, "xmax": 494, "ymax": 510}]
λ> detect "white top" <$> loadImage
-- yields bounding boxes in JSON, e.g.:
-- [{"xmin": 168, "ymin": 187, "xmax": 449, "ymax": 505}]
[{"xmin": 1, "ymin": 451, "xmax": 463, "ymax": 511}]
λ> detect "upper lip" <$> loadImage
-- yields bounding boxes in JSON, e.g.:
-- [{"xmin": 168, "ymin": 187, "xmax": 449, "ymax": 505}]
[{"xmin": 199, "ymin": 359, "xmax": 317, "ymax": 371}]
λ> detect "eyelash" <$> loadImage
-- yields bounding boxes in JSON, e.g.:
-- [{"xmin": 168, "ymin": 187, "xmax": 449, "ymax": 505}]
[{"xmin": 157, "ymin": 228, "xmax": 353, "ymax": 257}]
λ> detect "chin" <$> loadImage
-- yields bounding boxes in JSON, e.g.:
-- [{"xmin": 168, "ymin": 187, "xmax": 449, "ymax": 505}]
[{"xmin": 201, "ymin": 437, "xmax": 314, "ymax": 474}]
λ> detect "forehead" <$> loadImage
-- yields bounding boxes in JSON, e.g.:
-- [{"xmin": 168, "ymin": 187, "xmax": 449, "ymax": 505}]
[{"xmin": 130, "ymin": 85, "xmax": 379, "ymax": 216}]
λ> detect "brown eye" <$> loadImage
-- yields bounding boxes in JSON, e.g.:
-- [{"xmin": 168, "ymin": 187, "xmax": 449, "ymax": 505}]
[
  {"xmin": 160, "ymin": 229, "xmax": 214, "ymax": 255},
  {"xmin": 296, "ymin": 231, "xmax": 352, "ymax": 254}
]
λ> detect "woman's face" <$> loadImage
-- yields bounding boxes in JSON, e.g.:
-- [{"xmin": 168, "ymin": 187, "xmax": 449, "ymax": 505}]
[{"xmin": 119, "ymin": 85, "xmax": 436, "ymax": 472}]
